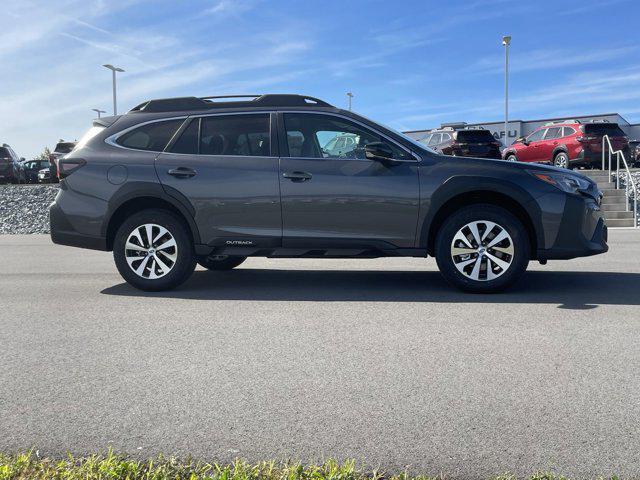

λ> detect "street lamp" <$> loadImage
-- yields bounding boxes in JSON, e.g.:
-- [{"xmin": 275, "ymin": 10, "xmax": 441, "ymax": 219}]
[
  {"xmin": 102, "ymin": 64, "xmax": 125, "ymax": 115},
  {"xmin": 92, "ymin": 108, "xmax": 106, "ymax": 118},
  {"xmin": 347, "ymin": 91, "xmax": 354, "ymax": 111},
  {"xmin": 502, "ymin": 35, "xmax": 511, "ymax": 147}
]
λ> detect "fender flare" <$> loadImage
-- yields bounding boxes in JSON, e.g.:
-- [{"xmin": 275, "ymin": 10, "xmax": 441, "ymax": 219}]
[
  {"xmin": 418, "ymin": 175, "xmax": 542, "ymax": 253},
  {"xmin": 100, "ymin": 181, "xmax": 201, "ymax": 244},
  {"xmin": 551, "ymin": 145, "xmax": 569, "ymax": 161}
]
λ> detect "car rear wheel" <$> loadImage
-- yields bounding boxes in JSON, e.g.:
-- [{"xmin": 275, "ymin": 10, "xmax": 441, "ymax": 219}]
[
  {"xmin": 435, "ymin": 204, "xmax": 530, "ymax": 293},
  {"xmin": 554, "ymin": 152, "xmax": 571, "ymax": 169},
  {"xmin": 506, "ymin": 154, "xmax": 517, "ymax": 162},
  {"xmin": 198, "ymin": 255, "xmax": 246, "ymax": 271},
  {"xmin": 113, "ymin": 209, "xmax": 196, "ymax": 291}
]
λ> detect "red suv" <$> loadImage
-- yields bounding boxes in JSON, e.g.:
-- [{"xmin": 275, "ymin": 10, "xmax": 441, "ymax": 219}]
[{"xmin": 502, "ymin": 121, "xmax": 630, "ymax": 169}]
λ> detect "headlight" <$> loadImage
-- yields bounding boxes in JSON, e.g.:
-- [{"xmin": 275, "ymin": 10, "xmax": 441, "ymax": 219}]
[{"xmin": 528, "ymin": 170, "xmax": 592, "ymax": 194}]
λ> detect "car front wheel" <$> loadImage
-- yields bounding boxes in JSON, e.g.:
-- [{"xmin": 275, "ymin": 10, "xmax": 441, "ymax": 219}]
[
  {"xmin": 113, "ymin": 209, "xmax": 196, "ymax": 291},
  {"xmin": 505, "ymin": 154, "xmax": 517, "ymax": 162},
  {"xmin": 435, "ymin": 204, "xmax": 530, "ymax": 293}
]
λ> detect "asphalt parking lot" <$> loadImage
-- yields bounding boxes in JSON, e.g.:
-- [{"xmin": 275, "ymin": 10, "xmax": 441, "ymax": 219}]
[{"xmin": 2, "ymin": 231, "xmax": 640, "ymax": 478}]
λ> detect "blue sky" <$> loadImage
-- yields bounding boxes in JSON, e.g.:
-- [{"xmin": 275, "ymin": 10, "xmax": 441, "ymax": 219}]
[{"xmin": 2, "ymin": 0, "xmax": 639, "ymax": 157}]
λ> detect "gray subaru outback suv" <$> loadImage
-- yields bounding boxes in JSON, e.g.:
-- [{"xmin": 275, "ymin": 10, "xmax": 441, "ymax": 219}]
[{"xmin": 50, "ymin": 94, "xmax": 607, "ymax": 293}]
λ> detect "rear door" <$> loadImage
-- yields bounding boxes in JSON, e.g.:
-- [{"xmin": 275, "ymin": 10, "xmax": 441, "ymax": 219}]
[
  {"xmin": 0, "ymin": 147, "xmax": 11, "ymax": 180},
  {"xmin": 155, "ymin": 113, "xmax": 282, "ymax": 246},
  {"xmin": 278, "ymin": 112, "xmax": 419, "ymax": 249},
  {"xmin": 539, "ymin": 126, "xmax": 562, "ymax": 161}
]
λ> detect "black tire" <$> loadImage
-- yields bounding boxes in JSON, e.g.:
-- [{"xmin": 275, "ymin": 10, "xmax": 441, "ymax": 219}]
[
  {"xmin": 113, "ymin": 209, "xmax": 196, "ymax": 291},
  {"xmin": 505, "ymin": 154, "xmax": 518, "ymax": 162},
  {"xmin": 435, "ymin": 204, "xmax": 530, "ymax": 293},
  {"xmin": 198, "ymin": 255, "xmax": 246, "ymax": 271},
  {"xmin": 553, "ymin": 151, "xmax": 571, "ymax": 169}
]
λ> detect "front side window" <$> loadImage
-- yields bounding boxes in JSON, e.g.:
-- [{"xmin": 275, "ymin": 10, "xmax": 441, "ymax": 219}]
[
  {"xmin": 200, "ymin": 114, "xmax": 270, "ymax": 156},
  {"xmin": 527, "ymin": 129, "xmax": 545, "ymax": 142},
  {"xmin": 283, "ymin": 113, "xmax": 412, "ymax": 160},
  {"xmin": 116, "ymin": 119, "xmax": 183, "ymax": 152}
]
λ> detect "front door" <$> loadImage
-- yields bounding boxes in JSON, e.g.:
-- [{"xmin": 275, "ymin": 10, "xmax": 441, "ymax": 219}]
[
  {"xmin": 278, "ymin": 112, "xmax": 420, "ymax": 249},
  {"xmin": 155, "ymin": 113, "xmax": 282, "ymax": 246}
]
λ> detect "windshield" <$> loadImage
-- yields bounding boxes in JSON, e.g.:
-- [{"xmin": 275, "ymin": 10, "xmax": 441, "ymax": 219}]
[
  {"xmin": 359, "ymin": 117, "xmax": 437, "ymax": 154},
  {"xmin": 74, "ymin": 126, "xmax": 105, "ymax": 151}
]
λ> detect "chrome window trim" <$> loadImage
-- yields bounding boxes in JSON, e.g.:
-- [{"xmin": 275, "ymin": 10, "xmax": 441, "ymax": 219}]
[
  {"xmin": 280, "ymin": 110, "xmax": 420, "ymax": 162},
  {"xmin": 104, "ymin": 116, "xmax": 190, "ymax": 153}
]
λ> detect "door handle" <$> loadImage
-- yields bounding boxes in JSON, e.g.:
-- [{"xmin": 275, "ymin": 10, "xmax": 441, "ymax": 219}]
[
  {"xmin": 167, "ymin": 167, "xmax": 197, "ymax": 178},
  {"xmin": 283, "ymin": 171, "xmax": 312, "ymax": 182}
]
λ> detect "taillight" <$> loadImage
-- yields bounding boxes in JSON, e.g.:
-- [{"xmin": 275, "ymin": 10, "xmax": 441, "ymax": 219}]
[{"xmin": 58, "ymin": 158, "xmax": 86, "ymax": 178}]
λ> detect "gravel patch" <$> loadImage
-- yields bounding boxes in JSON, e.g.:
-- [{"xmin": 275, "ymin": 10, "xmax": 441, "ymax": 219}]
[
  {"xmin": 614, "ymin": 170, "xmax": 640, "ymax": 224},
  {"xmin": 0, "ymin": 184, "xmax": 59, "ymax": 234}
]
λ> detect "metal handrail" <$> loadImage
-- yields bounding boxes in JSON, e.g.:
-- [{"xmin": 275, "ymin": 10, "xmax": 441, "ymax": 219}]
[{"xmin": 602, "ymin": 135, "xmax": 638, "ymax": 227}]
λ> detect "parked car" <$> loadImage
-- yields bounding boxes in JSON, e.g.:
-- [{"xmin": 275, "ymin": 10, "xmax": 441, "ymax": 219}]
[
  {"xmin": 0, "ymin": 143, "xmax": 25, "ymax": 184},
  {"xmin": 47, "ymin": 140, "xmax": 77, "ymax": 182},
  {"xmin": 21, "ymin": 159, "xmax": 51, "ymax": 183},
  {"xmin": 50, "ymin": 94, "xmax": 607, "ymax": 293},
  {"xmin": 420, "ymin": 128, "xmax": 502, "ymax": 159},
  {"xmin": 502, "ymin": 120, "xmax": 630, "ymax": 169},
  {"xmin": 37, "ymin": 167, "xmax": 54, "ymax": 183}
]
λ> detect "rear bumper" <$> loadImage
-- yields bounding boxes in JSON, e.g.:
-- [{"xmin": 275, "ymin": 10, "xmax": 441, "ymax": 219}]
[
  {"xmin": 537, "ymin": 193, "xmax": 608, "ymax": 260},
  {"xmin": 50, "ymin": 199, "xmax": 108, "ymax": 251}
]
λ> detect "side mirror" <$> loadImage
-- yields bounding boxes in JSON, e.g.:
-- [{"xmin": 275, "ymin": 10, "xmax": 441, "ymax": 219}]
[{"xmin": 365, "ymin": 142, "xmax": 394, "ymax": 161}]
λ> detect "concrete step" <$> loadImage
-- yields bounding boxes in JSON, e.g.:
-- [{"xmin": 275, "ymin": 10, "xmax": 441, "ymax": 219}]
[
  {"xmin": 604, "ymin": 210, "xmax": 635, "ymax": 219},
  {"xmin": 595, "ymin": 182, "xmax": 616, "ymax": 190},
  {"xmin": 602, "ymin": 202, "xmax": 629, "ymax": 211},
  {"xmin": 602, "ymin": 189, "xmax": 627, "ymax": 198},
  {"xmin": 607, "ymin": 218, "xmax": 636, "ymax": 227}
]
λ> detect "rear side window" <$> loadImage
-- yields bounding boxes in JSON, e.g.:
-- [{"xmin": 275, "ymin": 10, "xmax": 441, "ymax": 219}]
[
  {"xmin": 584, "ymin": 123, "xmax": 626, "ymax": 137},
  {"xmin": 428, "ymin": 134, "xmax": 442, "ymax": 146},
  {"xmin": 199, "ymin": 114, "xmax": 270, "ymax": 156},
  {"xmin": 562, "ymin": 127, "xmax": 576, "ymax": 137},
  {"xmin": 116, "ymin": 119, "xmax": 183, "ymax": 152},
  {"xmin": 544, "ymin": 127, "xmax": 562, "ymax": 140},
  {"xmin": 455, "ymin": 130, "xmax": 495, "ymax": 143},
  {"xmin": 170, "ymin": 119, "xmax": 199, "ymax": 154}
]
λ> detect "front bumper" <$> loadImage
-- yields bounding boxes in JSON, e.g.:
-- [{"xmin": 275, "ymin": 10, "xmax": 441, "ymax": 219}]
[{"xmin": 537, "ymin": 193, "xmax": 608, "ymax": 260}]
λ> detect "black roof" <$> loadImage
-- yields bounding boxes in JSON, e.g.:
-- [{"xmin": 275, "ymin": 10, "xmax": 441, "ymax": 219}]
[{"xmin": 130, "ymin": 94, "xmax": 333, "ymax": 113}]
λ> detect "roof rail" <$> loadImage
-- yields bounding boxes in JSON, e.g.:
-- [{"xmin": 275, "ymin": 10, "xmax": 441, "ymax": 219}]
[
  {"xmin": 130, "ymin": 94, "xmax": 333, "ymax": 113},
  {"xmin": 543, "ymin": 119, "xmax": 581, "ymax": 126}
]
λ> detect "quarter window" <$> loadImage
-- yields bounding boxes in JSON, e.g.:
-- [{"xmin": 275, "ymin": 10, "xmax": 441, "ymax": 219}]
[
  {"xmin": 116, "ymin": 119, "xmax": 183, "ymax": 152},
  {"xmin": 200, "ymin": 114, "xmax": 270, "ymax": 156},
  {"xmin": 283, "ymin": 113, "xmax": 412, "ymax": 160},
  {"xmin": 562, "ymin": 127, "xmax": 576, "ymax": 137}
]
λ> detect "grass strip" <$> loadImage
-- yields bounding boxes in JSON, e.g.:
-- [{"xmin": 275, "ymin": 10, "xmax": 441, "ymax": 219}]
[{"xmin": 0, "ymin": 450, "xmax": 618, "ymax": 480}]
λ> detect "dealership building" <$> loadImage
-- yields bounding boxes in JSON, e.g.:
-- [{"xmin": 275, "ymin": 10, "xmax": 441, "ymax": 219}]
[{"xmin": 404, "ymin": 113, "xmax": 640, "ymax": 147}]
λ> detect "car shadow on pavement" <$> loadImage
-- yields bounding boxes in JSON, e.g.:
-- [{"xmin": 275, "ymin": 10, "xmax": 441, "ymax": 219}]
[{"xmin": 101, "ymin": 269, "xmax": 640, "ymax": 308}]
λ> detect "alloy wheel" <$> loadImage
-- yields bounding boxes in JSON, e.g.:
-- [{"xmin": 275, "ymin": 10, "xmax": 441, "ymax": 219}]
[
  {"xmin": 450, "ymin": 220, "xmax": 514, "ymax": 281},
  {"xmin": 125, "ymin": 223, "xmax": 178, "ymax": 279}
]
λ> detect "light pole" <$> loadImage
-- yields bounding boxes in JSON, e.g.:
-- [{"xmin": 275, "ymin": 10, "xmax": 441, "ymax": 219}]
[
  {"xmin": 502, "ymin": 35, "xmax": 511, "ymax": 147},
  {"xmin": 92, "ymin": 108, "xmax": 106, "ymax": 118},
  {"xmin": 102, "ymin": 64, "xmax": 125, "ymax": 115},
  {"xmin": 347, "ymin": 91, "xmax": 354, "ymax": 111}
]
